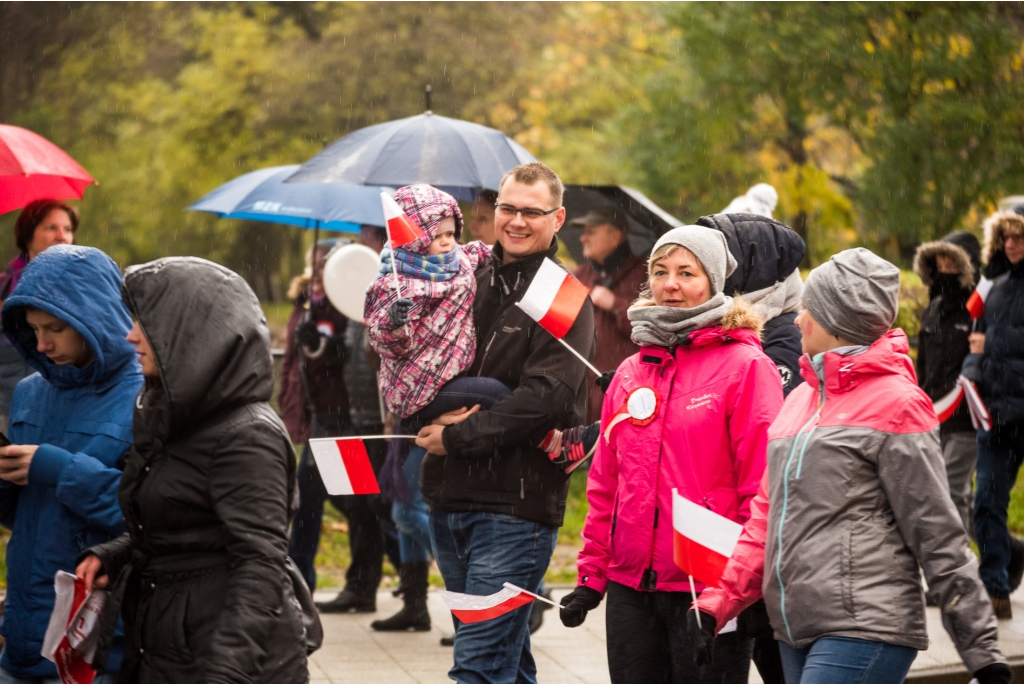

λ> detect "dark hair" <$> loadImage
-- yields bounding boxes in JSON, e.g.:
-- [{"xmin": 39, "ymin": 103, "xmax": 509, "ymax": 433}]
[
  {"xmin": 476, "ymin": 189, "xmax": 499, "ymax": 205},
  {"xmin": 14, "ymin": 199, "xmax": 79, "ymax": 254}
]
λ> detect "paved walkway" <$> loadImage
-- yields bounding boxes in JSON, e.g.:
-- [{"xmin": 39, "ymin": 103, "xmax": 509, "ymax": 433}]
[{"xmin": 311, "ymin": 586, "xmax": 1024, "ymax": 684}]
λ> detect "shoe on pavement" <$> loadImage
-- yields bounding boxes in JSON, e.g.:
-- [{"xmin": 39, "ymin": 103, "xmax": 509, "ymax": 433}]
[
  {"xmin": 528, "ymin": 588, "xmax": 554, "ymax": 634},
  {"xmin": 315, "ymin": 589, "xmax": 376, "ymax": 614},
  {"xmin": 549, "ymin": 422, "xmax": 599, "ymax": 474},
  {"xmin": 371, "ymin": 562, "xmax": 431, "ymax": 632},
  {"xmin": 1009, "ymin": 537, "xmax": 1024, "ymax": 593},
  {"xmin": 440, "ymin": 633, "xmax": 455, "ymax": 647},
  {"xmin": 991, "ymin": 596, "xmax": 1013, "ymax": 620}
]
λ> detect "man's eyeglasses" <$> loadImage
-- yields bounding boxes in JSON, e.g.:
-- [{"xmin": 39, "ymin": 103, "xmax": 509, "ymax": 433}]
[{"xmin": 495, "ymin": 204, "xmax": 561, "ymax": 221}]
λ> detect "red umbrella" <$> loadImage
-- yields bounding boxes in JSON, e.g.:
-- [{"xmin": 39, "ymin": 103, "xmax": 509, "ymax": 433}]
[{"xmin": 0, "ymin": 125, "xmax": 95, "ymax": 215}]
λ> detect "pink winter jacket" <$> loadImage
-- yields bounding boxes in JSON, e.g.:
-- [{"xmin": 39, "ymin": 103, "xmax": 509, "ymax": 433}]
[{"xmin": 577, "ymin": 300, "xmax": 784, "ymax": 595}]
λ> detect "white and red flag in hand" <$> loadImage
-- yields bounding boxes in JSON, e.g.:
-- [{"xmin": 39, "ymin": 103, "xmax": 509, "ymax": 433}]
[
  {"xmin": 931, "ymin": 375, "xmax": 991, "ymax": 431},
  {"xmin": 380, "ymin": 192, "xmax": 426, "ymax": 247},
  {"xmin": 966, "ymin": 277, "xmax": 994, "ymax": 319},
  {"xmin": 672, "ymin": 489, "xmax": 743, "ymax": 588},
  {"xmin": 516, "ymin": 258, "xmax": 590, "ymax": 340},
  {"xmin": 439, "ymin": 582, "xmax": 554, "ymax": 623},
  {"xmin": 309, "ymin": 437, "xmax": 381, "ymax": 496},
  {"xmin": 932, "ymin": 383, "xmax": 965, "ymax": 423},
  {"xmin": 43, "ymin": 571, "xmax": 108, "ymax": 684}
]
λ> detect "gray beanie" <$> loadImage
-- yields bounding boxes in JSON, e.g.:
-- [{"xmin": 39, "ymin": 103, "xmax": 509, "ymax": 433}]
[
  {"xmin": 802, "ymin": 247, "xmax": 900, "ymax": 346},
  {"xmin": 651, "ymin": 225, "xmax": 738, "ymax": 296}
]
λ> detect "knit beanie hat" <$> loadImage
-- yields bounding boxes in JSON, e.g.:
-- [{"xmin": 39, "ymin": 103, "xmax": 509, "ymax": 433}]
[
  {"xmin": 802, "ymin": 247, "xmax": 900, "ymax": 346},
  {"xmin": 391, "ymin": 184, "xmax": 464, "ymax": 254},
  {"xmin": 651, "ymin": 225, "xmax": 738, "ymax": 296}
]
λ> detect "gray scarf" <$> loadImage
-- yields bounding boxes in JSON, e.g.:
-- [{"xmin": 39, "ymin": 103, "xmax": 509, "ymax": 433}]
[{"xmin": 628, "ymin": 292, "xmax": 734, "ymax": 348}]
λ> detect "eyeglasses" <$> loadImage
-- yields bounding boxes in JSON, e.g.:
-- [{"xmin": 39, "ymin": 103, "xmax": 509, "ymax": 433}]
[
  {"xmin": 495, "ymin": 203, "xmax": 561, "ymax": 221},
  {"xmin": 1005, "ymin": 232, "xmax": 1024, "ymax": 244}
]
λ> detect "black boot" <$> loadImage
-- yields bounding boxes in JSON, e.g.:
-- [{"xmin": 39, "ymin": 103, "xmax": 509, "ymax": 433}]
[
  {"xmin": 315, "ymin": 588, "xmax": 376, "ymax": 614},
  {"xmin": 1009, "ymin": 536, "xmax": 1024, "ymax": 594},
  {"xmin": 371, "ymin": 561, "xmax": 431, "ymax": 631}
]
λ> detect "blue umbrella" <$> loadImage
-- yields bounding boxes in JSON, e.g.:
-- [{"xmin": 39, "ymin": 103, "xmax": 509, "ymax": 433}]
[
  {"xmin": 285, "ymin": 113, "xmax": 537, "ymax": 201},
  {"xmin": 187, "ymin": 165, "xmax": 390, "ymax": 232}
]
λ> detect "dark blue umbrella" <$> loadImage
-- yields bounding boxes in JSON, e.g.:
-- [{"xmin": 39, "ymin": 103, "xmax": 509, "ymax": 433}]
[
  {"xmin": 285, "ymin": 113, "xmax": 536, "ymax": 201},
  {"xmin": 187, "ymin": 165, "xmax": 389, "ymax": 232}
]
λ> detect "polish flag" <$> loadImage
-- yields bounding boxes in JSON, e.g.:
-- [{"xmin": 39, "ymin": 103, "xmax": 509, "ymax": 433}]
[
  {"xmin": 439, "ymin": 583, "xmax": 539, "ymax": 623},
  {"xmin": 672, "ymin": 489, "xmax": 743, "ymax": 588},
  {"xmin": 380, "ymin": 192, "xmax": 426, "ymax": 247},
  {"xmin": 966, "ymin": 277, "xmax": 994, "ymax": 319},
  {"xmin": 961, "ymin": 375, "xmax": 992, "ymax": 432},
  {"xmin": 516, "ymin": 258, "xmax": 590, "ymax": 339},
  {"xmin": 43, "ymin": 571, "xmax": 107, "ymax": 684},
  {"xmin": 933, "ymin": 383, "xmax": 965, "ymax": 423},
  {"xmin": 309, "ymin": 437, "xmax": 380, "ymax": 496}
]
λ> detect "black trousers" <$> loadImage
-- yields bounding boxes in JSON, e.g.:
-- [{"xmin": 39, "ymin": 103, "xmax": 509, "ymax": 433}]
[{"xmin": 606, "ymin": 581, "xmax": 752, "ymax": 684}]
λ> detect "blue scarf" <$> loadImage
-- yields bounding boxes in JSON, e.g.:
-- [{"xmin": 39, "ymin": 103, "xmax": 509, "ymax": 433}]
[{"xmin": 379, "ymin": 246, "xmax": 461, "ymax": 282}]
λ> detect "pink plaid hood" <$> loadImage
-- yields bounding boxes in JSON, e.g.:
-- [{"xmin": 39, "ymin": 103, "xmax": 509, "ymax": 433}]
[{"xmin": 392, "ymin": 184, "xmax": 464, "ymax": 254}]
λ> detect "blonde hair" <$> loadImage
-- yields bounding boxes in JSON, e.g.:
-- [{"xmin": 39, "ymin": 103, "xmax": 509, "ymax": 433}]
[
  {"xmin": 498, "ymin": 162, "xmax": 564, "ymax": 207},
  {"xmin": 633, "ymin": 243, "xmax": 689, "ymax": 307}
]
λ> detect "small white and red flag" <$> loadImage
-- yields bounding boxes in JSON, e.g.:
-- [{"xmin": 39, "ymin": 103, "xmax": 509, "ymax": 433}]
[
  {"xmin": 43, "ymin": 571, "xmax": 108, "ymax": 684},
  {"xmin": 380, "ymin": 192, "xmax": 426, "ymax": 247},
  {"xmin": 672, "ymin": 489, "xmax": 743, "ymax": 588},
  {"xmin": 439, "ymin": 582, "xmax": 554, "ymax": 623},
  {"xmin": 966, "ymin": 277, "xmax": 994, "ymax": 319},
  {"xmin": 516, "ymin": 258, "xmax": 590, "ymax": 340},
  {"xmin": 932, "ymin": 383, "xmax": 965, "ymax": 423},
  {"xmin": 309, "ymin": 437, "xmax": 381, "ymax": 496},
  {"xmin": 961, "ymin": 375, "xmax": 992, "ymax": 432}
]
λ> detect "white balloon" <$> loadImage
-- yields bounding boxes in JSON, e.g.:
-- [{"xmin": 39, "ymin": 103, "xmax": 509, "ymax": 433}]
[{"xmin": 323, "ymin": 243, "xmax": 380, "ymax": 322}]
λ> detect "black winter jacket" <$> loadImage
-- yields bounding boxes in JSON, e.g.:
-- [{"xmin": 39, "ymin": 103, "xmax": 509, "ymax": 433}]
[
  {"xmin": 696, "ymin": 212, "xmax": 806, "ymax": 395},
  {"xmin": 87, "ymin": 258, "xmax": 309, "ymax": 683},
  {"xmin": 914, "ymin": 233, "xmax": 980, "ymax": 434},
  {"xmin": 424, "ymin": 240, "xmax": 596, "ymax": 527}
]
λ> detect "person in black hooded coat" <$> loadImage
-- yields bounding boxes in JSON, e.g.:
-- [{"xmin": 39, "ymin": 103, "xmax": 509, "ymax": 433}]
[{"xmin": 76, "ymin": 257, "xmax": 313, "ymax": 683}]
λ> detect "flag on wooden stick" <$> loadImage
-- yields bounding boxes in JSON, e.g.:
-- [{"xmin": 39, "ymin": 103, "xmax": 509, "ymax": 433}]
[
  {"xmin": 672, "ymin": 489, "xmax": 743, "ymax": 588},
  {"xmin": 380, "ymin": 192, "xmax": 426, "ymax": 248},
  {"xmin": 966, "ymin": 277, "xmax": 994, "ymax": 319},
  {"xmin": 438, "ymin": 582, "xmax": 556, "ymax": 624},
  {"xmin": 309, "ymin": 437, "xmax": 382, "ymax": 496}
]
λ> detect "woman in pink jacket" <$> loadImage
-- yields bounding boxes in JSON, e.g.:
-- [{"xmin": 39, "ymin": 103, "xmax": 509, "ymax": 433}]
[{"xmin": 559, "ymin": 225, "xmax": 784, "ymax": 683}]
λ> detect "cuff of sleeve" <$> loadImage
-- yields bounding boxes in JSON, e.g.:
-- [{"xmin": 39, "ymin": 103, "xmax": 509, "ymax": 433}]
[
  {"xmin": 577, "ymin": 570, "xmax": 607, "ymax": 595},
  {"xmin": 441, "ymin": 425, "xmax": 458, "ymax": 456},
  {"xmin": 28, "ymin": 444, "xmax": 74, "ymax": 488}
]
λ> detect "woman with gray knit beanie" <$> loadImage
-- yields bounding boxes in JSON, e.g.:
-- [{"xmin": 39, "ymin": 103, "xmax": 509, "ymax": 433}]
[
  {"xmin": 561, "ymin": 225, "xmax": 785, "ymax": 683},
  {"xmin": 690, "ymin": 248, "xmax": 1009, "ymax": 684}
]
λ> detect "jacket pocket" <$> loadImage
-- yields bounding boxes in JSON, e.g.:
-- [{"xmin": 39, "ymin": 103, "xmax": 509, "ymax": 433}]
[
  {"xmin": 610, "ymin": 493, "xmax": 620, "ymax": 557},
  {"xmin": 143, "ymin": 586, "xmax": 193, "ymax": 664},
  {"xmin": 839, "ymin": 523, "xmax": 856, "ymax": 619}
]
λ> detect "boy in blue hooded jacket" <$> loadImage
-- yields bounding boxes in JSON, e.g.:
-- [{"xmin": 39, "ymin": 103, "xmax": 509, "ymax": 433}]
[{"xmin": 0, "ymin": 245, "xmax": 142, "ymax": 682}]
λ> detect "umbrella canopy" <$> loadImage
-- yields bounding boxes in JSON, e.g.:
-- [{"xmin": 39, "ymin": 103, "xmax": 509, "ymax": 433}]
[
  {"xmin": 0, "ymin": 125, "xmax": 96, "ymax": 215},
  {"xmin": 559, "ymin": 185, "xmax": 683, "ymax": 264},
  {"xmin": 285, "ymin": 113, "xmax": 536, "ymax": 202},
  {"xmin": 187, "ymin": 165, "xmax": 389, "ymax": 232}
]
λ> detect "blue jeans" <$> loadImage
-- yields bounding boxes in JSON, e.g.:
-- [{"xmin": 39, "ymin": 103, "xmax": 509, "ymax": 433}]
[
  {"xmin": 429, "ymin": 510, "xmax": 557, "ymax": 684},
  {"xmin": 779, "ymin": 637, "xmax": 917, "ymax": 684},
  {"xmin": 409, "ymin": 376, "xmax": 512, "ymax": 424},
  {"xmin": 392, "ymin": 445, "xmax": 432, "ymax": 563},
  {"xmin": 0, "ymin": 651, "xmax": 115, "ymax": 684},
  {"xmin": 974, "ymin": 422, "xmax": 1024, "ymax": 597}
]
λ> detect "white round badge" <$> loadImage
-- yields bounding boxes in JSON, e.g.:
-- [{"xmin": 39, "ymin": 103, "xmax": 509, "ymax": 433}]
[{"xmin": 627, "ymin": 387, "xmax": 658, "ymax": 421}]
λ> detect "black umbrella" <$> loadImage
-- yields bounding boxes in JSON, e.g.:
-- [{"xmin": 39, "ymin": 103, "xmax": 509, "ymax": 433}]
[{"xmin": 286, "ymin": 113, "xmax": 536, "ymax": 202}]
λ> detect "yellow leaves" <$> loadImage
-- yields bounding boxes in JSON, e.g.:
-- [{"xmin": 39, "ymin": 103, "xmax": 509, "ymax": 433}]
[
  {"xmin": 864, "ymin": 42, "xmax": 876, "ymax": 54},
  {"xmin": 948, "ymin": 35, "xmax": 973, "ymax": 60}
]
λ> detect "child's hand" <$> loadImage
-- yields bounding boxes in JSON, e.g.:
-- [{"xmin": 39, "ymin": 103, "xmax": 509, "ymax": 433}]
[{"xmin": 389, "ymin": 298, "xmax": 413, "ymax": 326}]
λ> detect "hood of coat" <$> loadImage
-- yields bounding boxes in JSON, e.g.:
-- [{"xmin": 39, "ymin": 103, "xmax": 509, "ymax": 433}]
[
  {"xmin": 1, "ymin": 245, "xmax": 137, "ymax": 390},
  {"xmin": 982, "ymin": 210, "xmax": 1024, "ymax": 279},
  {"xmin": 687, "ymin": 297, "xmax": 765, "ymax": 349},
  {"xmin": 695, "ymin": 213, "xmax": 805, "ymax": 294},
  {"xmin": 913, "ymin": 233, "xmax": 978, "ymax": 290},
  {"xmin": 798, "ymin": 329, "xmax": 914, "ymax": 394},
  {"xmin": 392, "ymin": 184, "xmax": 464, "ymax": 254},
  {"xmin": 122, "ymin": 257, "xmax": 273, "ymax": 437}
]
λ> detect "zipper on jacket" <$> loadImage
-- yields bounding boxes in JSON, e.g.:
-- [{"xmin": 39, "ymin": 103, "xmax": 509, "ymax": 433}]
[
  {"xmin": 643, "ymin": 348, "xmax": 677, "ymax": 591},
  {"xmin": 476, "ymin": 331, "xmax": 499, "ymax": 377},
  {"xmin": 520, "ymin": 478, "xmax": 525, "ymax": 500}
]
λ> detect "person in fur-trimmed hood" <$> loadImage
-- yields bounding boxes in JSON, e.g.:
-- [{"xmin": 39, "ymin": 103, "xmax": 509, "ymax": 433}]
[
  {"xmin": 962, "ymin": 208, "xmax": 1024, "ymax": 618},
  {"xmin": 561, "ymin": 225, "xmax": 784, "ymax": 683},
  {"xmin": 914, "ymin": 232, "xmax": 981, "ymax": 537}
]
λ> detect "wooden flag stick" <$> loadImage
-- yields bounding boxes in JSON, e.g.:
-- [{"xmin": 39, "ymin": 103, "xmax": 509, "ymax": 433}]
[
  {"xmin": 503, "ymin": 582, "xmax": 560, "ymax": 607},
  {"xmin": 557, "ymin": 337, "xmax": 601, "ymax": 376},
  {"xmin": 688, "ymin": 575, "xmax": 702, "ymax": 628},
  {"xmin": 383, "ymin": 220, "xmax": 405, "ymax": 300},
  {"xmin": 330, "ymin": 434, "xmax": 420, "ymax": 441}
]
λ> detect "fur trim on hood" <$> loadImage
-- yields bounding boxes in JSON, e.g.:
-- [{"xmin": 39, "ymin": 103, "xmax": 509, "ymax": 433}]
[
  {"xmin": 913, "ymin": 241, "xmax": 974, "ymax": 289},
  {"xmin": 983, "ymin": 211, "xmax": 1024, "ymax": 265},
  {"xmin": 721, "ymin": 297, "xmax": 765, "ymax": 337}
]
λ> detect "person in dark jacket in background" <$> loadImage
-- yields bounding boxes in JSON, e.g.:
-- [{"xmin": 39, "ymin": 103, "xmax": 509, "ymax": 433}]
[
  {"xmin": 279, "ymin": 239, "xmax": 396, "ymax": 613},
  {"xmin": 696, "ymin": 213, "xmax": 805, "ymax": 398},
  {"xmin": 963, "ymin": 209, "xmax": 1024, "ymax": 619},
  {"xmin": 572, "ymin": 206, "xmax": 646, "ymax": 423},
  {"xmin": 416, "ymin": 162, "xmax": 595, "ymax": 683},
  {"xmin": 76, "ymin": 257, "xmax": 311, "ymax": 683},
  {"xmin": 0, "ymin": 199, "xmax": 78, "ymax": 434},
  {"xmin": 0, "ymin": 245, "xmax": 141, "ymax": 683}
]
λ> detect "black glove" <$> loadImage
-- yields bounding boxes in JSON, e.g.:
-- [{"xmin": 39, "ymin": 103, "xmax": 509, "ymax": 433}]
[
  {"xmin": 737, "ymin": 599, "xmax": 773, "ymax": 639},
  {"xmin": 296, "ymin": 320, "xmax": 321, "ymax": 349},
  {"xmin": 559, "ymin": 586, "xmax": 602, "ymax": 628},
  {"xmin": 686, "ymin": 608, "xmax": 717, "ymax": 669},
  {"xmin": 974, "ymin": 662, "xmax": 1012, "ymax": 684},
  {"xmin": 595, "ymin": 370, "xmax": 615, "ymax": 393},
  {"xmin": 389, "ymin": 298, "xmax": 413, "ymax": 326}
]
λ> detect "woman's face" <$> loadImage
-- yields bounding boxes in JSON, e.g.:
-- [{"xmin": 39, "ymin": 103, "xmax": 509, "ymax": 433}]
[
  {"xmin": 27, "ymin": 209, "xmax": 75, "ymax": 260},
  {"xmin": 795, "ymin": 306, "xmax": 838, "ymax": 356},
  {"xmin": 649, "ymin": 247, "xmax": 712, "ymax": 308},
  {"xmin": 126, "ymin": 321, "xmax": 160, "ymax": 378}
]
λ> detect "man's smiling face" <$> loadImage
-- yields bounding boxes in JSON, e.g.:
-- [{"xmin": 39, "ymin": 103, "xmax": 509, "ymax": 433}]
[{"xmin": 494, "ymin": 179, "xmax": 565, "ymax": 262}]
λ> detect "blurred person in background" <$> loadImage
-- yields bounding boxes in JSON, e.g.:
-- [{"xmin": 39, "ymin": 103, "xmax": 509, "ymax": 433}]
[
  {"xmin": 467, "ymin": 190, "xmax": 497, "ymax": 245},
  {"xmin": 0, "ymin": 245, "xmax": 141, "ymax": 684},
  {"xmin": 572, "ymin": 207, "xmax": 646, "ymax": 424},
  {"xmin": 280, "ymin": 238, "xmax": 396, "ymax": 614},
  {"xmin": 963, "ymin": 209, "xmax": 1024, "ymax": 619},
  {"xmin": 0, "ymin": 199, "xmax": 78, "ymax": 433}
]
